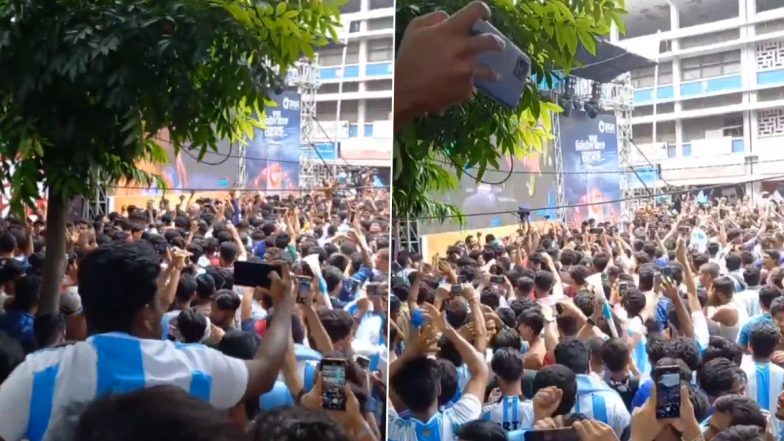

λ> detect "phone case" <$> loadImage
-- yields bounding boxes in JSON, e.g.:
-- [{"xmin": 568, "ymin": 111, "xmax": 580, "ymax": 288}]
[{"xmin": 471, "ymin": 20, "xmax": 530, "ymax": 109}]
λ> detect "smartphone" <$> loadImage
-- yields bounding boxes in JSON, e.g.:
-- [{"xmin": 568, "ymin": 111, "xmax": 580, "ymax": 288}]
[
  {"xmin": 471, "ymin": 20, "xmax": 530, "ymax": 109},
  {"xmin": 458, "ymin": 275, "xmax": 469, "ymax": 284},
  {"xmin": 355, "ymin": 354, "xmax": 370, "ymax": 370},
  {"xmin": 490, "ymin": 275, "xmax": 506, "ymax": 284},
  {"xmin": 589, "ymin": 228, "xmax": 603, "ymax": 235},
  {"xmin": 523, "ymin": 428, "xmax": 579, "ymax": 441},
  {"xmin": 321, "ymin": 358, "xmax": 347, "ymax": 411},
  {"xmin": 366, "ymin": 282, "xmax": 380, "ymax": 296},
  {"xmin": 297, "ymin": 276, "xmax": 311, "ymax": 303},
  {"xmin": 351, "ymin": 279, "xmax": 361, "ymax": 294},
  {"xmin": 154, "ymin": 241, "xmax": 169, "ymax": 254},
  {"xmin": 661, "ymin": 266, "xmax": 673, "ymax": 279},
  {"xmin": 233, "ymin": 261, "xmax": 277, "ymax": 288},
  {"xmin": 619, "ymin": 282, "xmax": 628, "ymax": 297},
  {"xmin": 654, "ymin": 365, "xmax": 681, "ymax": 419},
  {"xmin": 450, "ymin": 284, "xmax": 462, "ymax": 294}
]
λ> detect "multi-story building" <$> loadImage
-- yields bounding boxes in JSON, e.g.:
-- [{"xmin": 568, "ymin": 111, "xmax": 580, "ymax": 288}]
[
  {"xmin": 310, "ymin": 0, "xmax": 394, "ymax": 171},
  {"xmin": 615, "ymin": 0, "xmax": 784, "ymax": 198}
]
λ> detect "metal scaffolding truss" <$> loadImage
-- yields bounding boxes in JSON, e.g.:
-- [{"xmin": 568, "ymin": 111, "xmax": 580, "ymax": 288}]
[
  {"xmin": 291, "ymin": 57, "xmax": 330, "ymax": 190},
  {"xmin": 396, "ymin": 217, "xmax": 421, "ymax": 255}
]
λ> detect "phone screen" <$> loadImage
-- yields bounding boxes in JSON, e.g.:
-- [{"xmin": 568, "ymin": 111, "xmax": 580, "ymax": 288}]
[
  {"xmin": 366, "ymin": 283, "xmax": 380, "ymax": 296},
  {"xmin": 523, "ymin": 428, "xmax": 580, "ymax": 441},
  {"xmin": 661, "ymin": 266, "xmax": 673, "ymax": 279},
  {"xmin": 233, "ymin": 261, "xmax": 276, "ymax": 288},
  {"xmin": 655, "ymin": 366, "xmax": 681, "ymax": 419},
  {"xmin": 458, "ymin": 275, "xmax": 469, "ymax": 284},
  {"xmin": 297, "ymin": 276, "xmax": 311, "ymax": 303},
  {"xmin": 321, "ymin": 359, "xmax": 347, "ymax": 411},
  {"xmin": 619, "ymin": 282, "xmax": 628, "ymax": 296},
  {"xmin": 491, "ymin": 275, "xmax": 506, "ymax": 284}
]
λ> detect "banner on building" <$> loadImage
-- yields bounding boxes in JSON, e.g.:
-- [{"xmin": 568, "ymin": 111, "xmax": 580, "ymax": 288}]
[
  {"xmin": 244, "ymin": 91, "xmax": 302, "ymax": 192},
  {"xmin": 559, "ymin": 111, "xmax": 621, "ymax": 225}
]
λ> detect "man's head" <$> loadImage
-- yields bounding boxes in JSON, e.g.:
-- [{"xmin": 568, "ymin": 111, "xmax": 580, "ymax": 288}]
[
  {"xmin": 10, "ymin": 274, "xmax": 39, "ymax": 313},
  {"xmin": 704, "ymin": 395, "xmax": 767, "ymax": 441},
  {"xmin": 698, "ymin": 358, "xmax": 746, "ymax": 402},
  {"xmin": 490, "ymin": 347, "xmax": 525, "ymax": 385},
  {"xmin": 764, "ymin": 250, "xmax": 781, "ymax": 271},
  {"xmin": 210, "ymin": 290, "xmax": 241, "ymax": 329},
  {"xmin": 601, "ymin": 338, "xmax": 630, "ymax": 374},
  {"xmin": 219, "ymin": 242, "xmax": 239, "ymax": 267},
  {"xmin": 699, "ymin": 262, "xmax": 721, "ymax": 289},
  {"xmin": 533, "ymin": 270, "xmax": 554, "ymax": 297},
  {"xmin": 456, "ymin": 420, "xmax": 507, "ymax": 441},
  {"xmin": 391, "ymin": 356, "xmax": 440, "ymax": 414},
  {"xmin": 554, "ymin": 339, "xmax": 590, "ymax": 374},
  {"xmin": 250, "ymin": 405, "xmax": 350, "ymax": 441},
  {"xmin": 710, "ymin": 277, "xmax": 736, "ymax": 305},
  {"xmin": 759, "ymin": 285, "xmax": 781, "ymax": 312},
  {"xmin": 771, "ymin": 297, "xmax": 784, "ymax": 335},
  {"xmin": 749, "ymin": 323, "xmax": 779, "ymax": 361},
  {"xmin": 317, "ymin": 309, "xmax": 354, "ymax": 352},
  {"xmin": 532, "ymin": 364, "xmax": 577, "ymax": 417},
  {"xmin": 78, "ymin": 241, "xmax": 162, "ymax": 338},
  {"xmin": 516, "ymin": 308, "xmax": 544, "ymax": 342}
]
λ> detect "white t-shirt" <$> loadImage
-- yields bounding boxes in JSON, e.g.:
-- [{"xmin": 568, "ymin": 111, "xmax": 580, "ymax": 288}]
[
  {"xmin": 388, "ymin": 394, "xmax": 482, "ymax": 441},
  {"xmin": 481, "ymin": 396, "xmax": 535, "ymax": 431},
  {"xmin": 0, "ymin": 332, "xmax": 248, "ymax": 441}
]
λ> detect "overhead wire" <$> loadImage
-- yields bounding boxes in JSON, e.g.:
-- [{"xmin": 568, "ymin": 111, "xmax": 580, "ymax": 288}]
[{"xmin": 397, "ymin": 173, "xmax": 784, "ymax": 221}]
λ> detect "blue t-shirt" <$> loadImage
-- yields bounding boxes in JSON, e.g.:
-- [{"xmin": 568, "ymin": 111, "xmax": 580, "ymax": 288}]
[
  {"xmin": 0, "ymin": 310, "xmax": 34, "ymax": 346},
  {"xmin": 738, "ymin": 313, "xmax": 774, "ymax": 347}
]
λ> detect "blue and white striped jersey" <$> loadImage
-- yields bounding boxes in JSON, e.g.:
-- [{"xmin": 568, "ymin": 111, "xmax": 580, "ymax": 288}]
[
  {"xmin": 573, "ymin": 374, "xmax": 631, "ymax": 437},
  {"xmin": 0, "ymin": 332, "xmax": 248, "ymax": 441},
  {"xmin": 481, "ymin": 396, "xmax": 535, "ymax": 431},
  {"xmin": 388, "ymin": 394, "xmax": 483, "ymax": 441},
  {"xmin": 742, "ymin": 357, "xmax": 784, "ymax": 438}
]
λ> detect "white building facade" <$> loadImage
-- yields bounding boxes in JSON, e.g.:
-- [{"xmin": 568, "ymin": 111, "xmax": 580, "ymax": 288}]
[
  {"xmin": 616, "ymin": 0, "xmax": 784, "ymax": 196},
  {"xmin": 312, "ymin": 0, "xmax": 394, "ymax": 169}
]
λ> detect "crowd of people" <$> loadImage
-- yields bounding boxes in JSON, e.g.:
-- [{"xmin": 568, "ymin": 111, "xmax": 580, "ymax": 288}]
[
  {"xmin": 0, "ymin": 179, "xmax": 390, "ymax": 441},
  {"xmin": 389, "ymin": 194, "xmax": 784, "ymax": 441}
]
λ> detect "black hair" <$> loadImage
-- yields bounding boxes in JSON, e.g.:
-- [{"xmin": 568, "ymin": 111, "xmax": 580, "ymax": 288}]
[
  {"xmin": 217, "ymin": 330, "xmax": 261, "ymax": 360},
  {"xmin": 533, "ymin": 270, "xmax": 554, "ymax": 293},
  {"xmin": 213, "ymin": 290, "xmax": 241, "ymax": 312},
  {"xmin": 195, "ymin": 274, "xmax": 217, "ymax": 301},
  {"xmin": 667, "ymin": 337, "xmax": 702, "ymax": 372},
  {"xmin": 638, "ymin": 264, "xmax": 655, "ymax": 291},
  {"xmin": 771, "ymin": 296, "xmax": 784, "ymax": 317},
  {"xmin": 491, "ymin": 347, "xmax": 525, "ymax": 382},
  {"xmin": 703, "ymin": 336, "xmax": 744, "ymax": 366},
  {"xmin": 712, "ymin": 395, "xmax": 768, "ymax": 430},
  {"xmin": 554, "ymin": 339, "xmax": 590, "ymax": 374},
  {"xmin": 33, "ymin": 313, "xmax": 66, "ymax": 349},
  {"xmin": 75, "ymin": 386, "xmax": 246, "ymax": 441},
  {"xmin": 532, "ymin": 364, "xmax": 577, "ymax": 417},
  {"xmin": 601, "ymin": 338, "xmax": 630, "ymax": 373},
  {"xmin": 517, "ymin": 308, "xmax": 545, "ymax": 335},
  {"xmin": 759, "ymin": 285, "xmax": 781, "ymax": 310},
  {"xmin": 491, "ymin": 327, "xmax": 522, "ymax": 352},
  {"xmin": 316, "ymin": 309, "xmax": 354, "ymax": 343},
  {"xmin": 391, "ymin": 356, "xmax": 439, "ymax": 413},
  {"xmin": 321, "ymin": 265, "xmax": 344, "ymax": 293},
  {"xmin": 176, "ymin": 309, "xmax": 207, "ymax": 343},
  {"xmin": 713, "ymin": 277, "xmax": 735, "ymax": 298},
  {"xmin": 10, "ymin": 274, "xmax": 40, "ymax": 311},
  {"xmin": 744, "ymin": 267, "xmax": 762, "ymax": 287},
  {"xmin": 711, "ymin": 426, "xmax": 767, "ymax": 441},
  {"xmin": 0, "ymin": 231, "xmax": 17, "ymax": 253},
  {"xmin": 699, "ymin": 358, "xmax": 742, "ymax": 399},
  {"xmin": 0, "ymin": 331, "xmax": 24, "ymax": 382},
  {"xmin": 455, "ymin": 420, "xmax": 507, "ymax": 441},
  {"xmin": 175, "ymin": 273, "xmax": 198, "ymax": 304},
  {"xmin": 79, "ymin": 241, "xmax": 161, "ymax": 334},
  {"xmin": 749, "ymin": 323, "xmax": 780, "ymax": 359},
  {"xmin": 251, "ymin": 406, "xmax": 349, "ymax": 441},
  {"xmin": 436, "ymin": 359, "xmax": 458, "ymax": 407}
]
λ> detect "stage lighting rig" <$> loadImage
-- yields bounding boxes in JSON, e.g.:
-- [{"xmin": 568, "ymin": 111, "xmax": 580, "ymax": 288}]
[
  {"xmin": 558, "ymin": 76, "xmax": 577, "ymax": 117},
  {"xmin": 584, "ymin": 81, "xmax": 602, "ymax": 119}
]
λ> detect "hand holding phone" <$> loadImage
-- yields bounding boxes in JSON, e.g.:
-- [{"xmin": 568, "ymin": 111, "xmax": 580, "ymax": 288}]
[
  {"xmin": 296, "ymin": 276, "xmax": 312, "ymax": 304},
  {"xmin": 321, "ymin": 358, "xmax": 347, "ymax": 411},
  {"xmin": 654, "ymin": 365, "xmax": 681, "ymax": 419},
  {"xmin": 618, "ymin": 282, "xmax": 628, "ymax": 297},
  {"xmin": 471, "ymin": 20, "xmax": 530, "ymax": 108}
]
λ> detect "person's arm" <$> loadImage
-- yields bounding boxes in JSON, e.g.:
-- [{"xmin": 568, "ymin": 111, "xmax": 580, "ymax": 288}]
[
  {"xmin": 662, "ymin": 280, "xmax": 694, "ymax": 339},
  {"xmin": 348, "ymin": 229, "xmax": 373, "ymax": 269},
  {"xmin": 303, "ymin": 279, "xmax": 335, "ymax": 354},
  {"xmin": 243, "ymin": 264, "xmax": 294, "ymax": 401},
  {"xmin": 158, "ymin": 250, "xmax": 186, "ymax": 312},
  {"xmin": 464, "ymin": 284, "xmax": 488, "ymax": 354},
  {"xmin": 676, "ymin": 238, "xmax": 702, "ymax": 316},
  {"xmin": 280, "ymin": 335, "xmax": 304, "ymax": 399},
  {"xmin": 226, "ymin": 222, "xmax": 247, "ymax": 262},
  {"xmin": 241, "ymin": 287, "xmax": 254, "ymax": 323},
  {"xmin": 426, "ymin": 302, "xmax": 489, "ymax": 400}
]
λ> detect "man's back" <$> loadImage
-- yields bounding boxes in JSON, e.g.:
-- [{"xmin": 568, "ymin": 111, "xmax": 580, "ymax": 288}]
[
  {"xmin": 574, "ymin": 374, "xmax": 630, "ymax": 437},
  {"xmin": 481, "ymin": 396, "xmax": 534, "ymax": 431},
  {"xmin": 0, "ymin": 332, "xmax": 248, "ymax": 441},
  {"xmin": 388, "ymin": 393, "xmax": 482, "ymax": 441},
  {"xmin": 742, "ymin": 358, "xmax": 784, "ymax": 413}
]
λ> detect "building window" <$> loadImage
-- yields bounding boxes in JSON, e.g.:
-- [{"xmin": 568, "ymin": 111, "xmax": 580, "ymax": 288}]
[
  {"xmin": 364, "ymin": 124, "xmax": 373, "ymax": 137},
  {"xmin": 681, "ymin": 50, "xmax": 741, "ymax": 81},
  {"xmin": 757, "ymin": 0, "xmax": 784, "ymax": 13},
  {"xmin": 667, "ymin": 144, "xmax": 677, "ymax": 158},
  {"xmin": 731, "ymin": 139, "xmax": 744, "ymax": 153},
  {"xmin": 349, "ymin": 124, "xmax": 359, "ymax": 137},
  {"xmin": 348, "ymin": 21, "xmax": 361, "ymax": 33},
  {"xmin": 757, "ymin": 108, "xmax": 784, "ymax": 137},
  {"xmin": 682, "ymin": 143, "xmax": 692, "ymax": 157},
  {"xmin": 756, "ymin": 40, "xmax": 784, "ymax": 71},
  {"xmin": 318, "ymin": 42, "xmax": 360, "ymax": 66},
  {"xmin": 367, "ymin": 17, "xmax": 394, "ymax": 31},
  {"xmin": 367, "ymin": 39, "xmax": 393, "ymax": 62},
  {"xmin": 631, "ymin": 63, "xmax": 673, "ymax": 88},
  {"xmin": 370, "ymin": 0, "xmax": 394, "ymax": 8}
]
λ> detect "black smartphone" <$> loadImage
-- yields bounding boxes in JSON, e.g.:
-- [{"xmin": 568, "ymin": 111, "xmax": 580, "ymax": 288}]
[
  {"xmin": 450, "ymin": 284, "xmax": 462, "ymax": 294},
  {"xmin": 154, "ymin": 241, "xmax": 169, "ymax": 255},
  {"xmin": 233, "ymin": 261, "xmax": 277, "ymax": 288},
  {"xmin": 458, "ymin": 275, "xmax": 469, "ymax": 284},
  {"xmin": 589, "ymin": 228, "xmax": 603, "ymax": 235},
  {"xmin": 355, "ymin": 355, "xmax": 370, "ymax": 370},
  {"xmin": 524, "ymin": 428, "xmax": 579, "ymax": 441},
  {"xmin": 619, "ymin": 282, "xmax": 628, "ymax": 297},
  {"xmin": 351, "ymin": 279, "xmax": 361, "ymax": 294},
  {"xmin": 654, "ymin": 365, "xmax": 681, "ymax": 419},
  {"xmin": 297, "ymin": 276, "xmax": 311, "ymax": 303},
  {"xmin": 366, "ymin": 282, "xmax": 380, "ymax": 296},
  {"xmin": 661, "ymin": 266, "xmax": 673, "ymax": 279},
  {"xmin": 321, "ymin": 358, "xmax": 347, "ymax": 411},
  {"xmin": 490, "ymin": 275, "xmax": 506, "ymax": 284}
]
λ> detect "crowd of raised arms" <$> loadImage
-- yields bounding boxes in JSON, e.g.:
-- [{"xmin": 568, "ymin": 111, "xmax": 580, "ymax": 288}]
[
  {"xmin": 0, "ymin": 176, "xmax": 390, "ymax": 441},
  {"xmin": 389, "ymin": 193, "xmax": 784, "ymax": 441}
]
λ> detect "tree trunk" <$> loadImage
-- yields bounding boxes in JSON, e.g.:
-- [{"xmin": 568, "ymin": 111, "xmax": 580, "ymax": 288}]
[{"xmin": 39, "ymin": 189, "xmax": 70, "ymax": 314}]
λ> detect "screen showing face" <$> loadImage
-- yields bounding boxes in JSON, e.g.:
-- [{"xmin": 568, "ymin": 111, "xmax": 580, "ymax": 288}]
[{"xmin": 322, "ymin": 361, "xmax": 346, "ymax": 411}]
